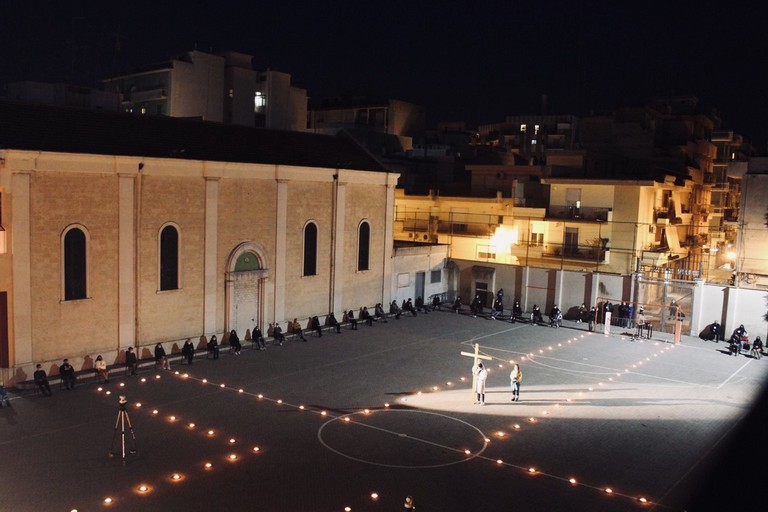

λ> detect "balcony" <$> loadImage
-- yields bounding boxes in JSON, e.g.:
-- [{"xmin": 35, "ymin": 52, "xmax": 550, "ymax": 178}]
[{"xmin": 546, "ymin": 205, "xmax": 610, "ymax": 221}]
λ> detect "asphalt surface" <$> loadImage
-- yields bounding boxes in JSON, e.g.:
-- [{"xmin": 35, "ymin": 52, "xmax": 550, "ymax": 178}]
[{"xmin": 1, "ymin": 311, "xmax": 766, "ymax": 512}]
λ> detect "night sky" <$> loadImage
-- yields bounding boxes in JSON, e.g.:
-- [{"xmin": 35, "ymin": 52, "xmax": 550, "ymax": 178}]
[{"xmin": 2, "ymin": 0, "xmax": 766, "ymax": 148}]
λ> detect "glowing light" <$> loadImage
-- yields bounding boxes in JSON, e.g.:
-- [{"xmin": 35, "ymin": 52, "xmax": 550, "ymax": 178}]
[
  {"xmin": 321, "ymin": 411, "xmax": 327, "ymax": 416},
  {"xmin": 169, "ymin": 416, "xmax": 176, "ymax": 422},
  {"xmin": 258, "ymin": 394, "xmax": 263, "ymax": 399},
  {"xmin": 207, "ymin": 430, "xmax": 215, "ymax": 436},
  {"xmin": 446, "ymin": 381, "xmax": 452, "ymax": 386},
  {"xmin": 182, "ymin": 373, "xmax": 188, "ymax": 378},
  {"xmin": 344, "ymin": 417, "xmax": 351, "ymax": 422},
  {"xmin": 97, "ymin": 387, "xmax": 103, "ymax": 391},
  {"xmin": 513, "ymin": 424, "xmax": 521, "ymax": 429},
  {"xmin": 496, "ymin": 459, "xmax": 503, "ymax": 464},
  {"xmin": 140, "ymin": 378, "xmax": 146, "ymax": 382},
  {"xmin": 228, "ymin": 454, "xmax": 238, "ymax": 461},
  {"xmin": 174, "ymin": 371, "xmax": 179, "ymax": 374},
  {"xmin": 299, "ymin": 405, "xmax": 305, "ymax": 410},
  {"xmin": 105, "ymin": 391, "xmax": 112, "ymax": 395},
  {"xmin": 569, "ymin": 478, "xmax": 577, "ymax": 485},
  {"xmin": 135, "ymin": 403, "xmax": 142, "ymax": 408},
  {"xmin": 464, "ymin": 449, "xmax": 471, "ymax": 455},
  {"xmin": 370, "ymin": 493, "xmax": 379, "ymax": 501},
  {"xmin": 229, "ymin": 438, "xmax": 236, "ymax": 444},
  {"xmin": 119, "ymin": 382, "xmax": 125, "ymax": 387},
  {"xmin": 137, "ymin": 485, "xmax": 149, "ymax": 493},
  {"xmin": 363, "ymin": 409, "xmax": 370, "ymax": 414},
  {"xmin": 188, "ymin": 423, "xmax": 195, "ymax": 428},
  {"xmin": 277, "ymin": 399, "xmax": 282, "ymax": 404},
  {"xmin": 384, "ymin": 403, "xmax": 390, "ymax": 407},
  {"xmin": 605, "ymin": 488, "xmax": 613, "ymax": 494},
  {"xmin": 204, "ymin": 462, "xmax": 213, "ymax": 469},
  {"xmin": 638, "ymin": 497, "xmax": 648, "ymax": 504},
  {"xmin": 344, "ymin": 508, "xmax": 351, "ymax": 512},
  {"xmin": 155, "ymin": 375, "xmax": 161, "ymax": 379},
  {"xmin": 220, "ymin": 384, "xmax": 225, "ymax": 388},
  {"xmin": 417, "ymin": 391, "xmax": 422, "ymax": 396},
  {"xmin": 238, "ymin": 389, "xmax": 244, "ymax": 393},
  {"xmin": 528, "ymin": 467, "xmax": 537, "ymax": 473},
  {"xmin": 252, "ymin": 446, "xmax": 260, "ymax": 452},
  {"xmin": 152, "ymin": 410, "xmax": 159, "ymax": 415},
  {"xmin": 103, "ymin": 497, "xmax": 113, "ymax": 504},
  {"xmin": 496, "ymin": 431, "xmax": 505, "ymax": 437},
  {"xmin": 171, "ymin": 473, "xmax": 182, "ymax": 481},
  {"xmin": 202, "ymin": 379, "xmax": 207, "ymax": 383},
  {"xmin": 528, "ymin": 417, "xmax": 536, "ymax": 423}
]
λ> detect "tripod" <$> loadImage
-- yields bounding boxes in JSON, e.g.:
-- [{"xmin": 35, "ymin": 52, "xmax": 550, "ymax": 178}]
[{"xmin": 109, "ymin": 397, "xmax": 138, "ymax": 462}]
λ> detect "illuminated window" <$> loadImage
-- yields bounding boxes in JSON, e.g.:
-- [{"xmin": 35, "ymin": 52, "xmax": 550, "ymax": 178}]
[
  {"xmin": 254, "ymin": 91, "xmax": 266, "ymax": 113},
  {"xmin": 159, "ymin": 224, "xmax": 179, "ymax": 291},
  {"xmin": 520, "ymin": 124, "xmax": 526, "ymax": 133},
  {"xmin": 63, "ymin": 226, "xmax": 87, "ymax": 300},
  {"xmin": 534, "ymin": 124, "xmax": 540, "ymax": 134},
  {"xmin": 357, "ymin": 221, "xmax": 370, "ymax": 271},
  {"xmin": 303, "ymin": 222, "xmax": 318, "ymax": 276}
]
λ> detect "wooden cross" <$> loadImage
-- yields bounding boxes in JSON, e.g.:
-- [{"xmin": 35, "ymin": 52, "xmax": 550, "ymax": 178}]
[{"xmin": 461, "ymin": 343, "xmax": 493, "ymax": 402}]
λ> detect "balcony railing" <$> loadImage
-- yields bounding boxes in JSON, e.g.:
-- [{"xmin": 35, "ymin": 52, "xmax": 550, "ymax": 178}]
[{"xmin": 546, "ymin": 205, "xmax": 610, "ymax": 221}]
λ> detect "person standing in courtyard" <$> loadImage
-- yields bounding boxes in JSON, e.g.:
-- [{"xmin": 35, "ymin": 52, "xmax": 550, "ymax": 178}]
[
  {"xmin": 510, "ymin": 363, "xmax": 522, "ymax": 401},
  {"xmin": 473, "ymin": 362, "xmax": 488, "ymax": 405}
]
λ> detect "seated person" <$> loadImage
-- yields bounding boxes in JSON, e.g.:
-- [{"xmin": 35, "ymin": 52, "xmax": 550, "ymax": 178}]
[
  {"xmin": 531, "ymin": 304, "xmax": 543, "ymax": 324},
  {"xmin": 154, "ymin": 343, "xmax": 171, "ymax": 370},
  {"xmin": 490, "ymin": 298, "xmax": 503, "ymax": 319},
  {"xmin": 94, "ymin": 355, "xmax": 110, "ymax": 383},
  {"xmin": 253, "ymin": 327, "xmax": 266, "ymax": 350},
  {"xmin": 207, "ymin": 336, "xmax": 220, "ymax": 359},
  {"xmin": 374, "ymin": 303, "xmax": 388, "ymax": 323},
  {"xmin": 415, "ymin": 296, "xmax": 429, "ymax": 314},
  {"xmin": 452, "ymin": 297, "xmax": 463, "ymax": 313},
  {"xmin": 346, "ymin": 309, "xmax": 358, "ymax": 329},
  {"xmin": 431, "ymin": 295, "xmax": 441, "ymax": 311},
  {"xmin": 310, "ymin": 316, "xmax": 323, "ymax": 337},
  {"xmin": 34, "ymin": 364, "xmax": 52, "ymax": 396},
  {"xmin": 229, "ymin": 329, "xmax": 242, "ymax": 354},
  {"xmin": 361, "ymin": 307, "xmax": 375, "ymax": 326},
  {"xmin": 290, "ymin": 318, "xmax": 307, "ymax": 341},
  {"xmin": 751, "ymin": 336, "xmax": 763, "ymax": 359},
  {"xmin": 125, "ymin": 347, "xmax": 138, "ymax": 375},
  {"xmin": 273, "ymin": 324, "xmax": 285, "ymax": 345},
  {"xmin": 512, "ymin": 301, "xmax": 523, "ymax": 322},
  {"xmin": 390, "ymin": 300, "xmax": 402, "ymax": 319},
  {"xmin": 60, "ymin": 358, "xmax": 76, "ymax": 390},
  {"xmin": 326, "ymin": 312, "xmax": 341, "ymax": 333},
  {"xmin": 404, "ymin": 298, "xmax": 417, "ymax": 316},
  {"xmin": 548, "ymin": 305, "xmax": 562, "ymax": 327}
]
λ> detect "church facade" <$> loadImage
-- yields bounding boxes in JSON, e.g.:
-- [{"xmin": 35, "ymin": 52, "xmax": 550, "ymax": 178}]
[{"xmin": 0, "ymin": 102, "xmax": 397, "ymax": 384}]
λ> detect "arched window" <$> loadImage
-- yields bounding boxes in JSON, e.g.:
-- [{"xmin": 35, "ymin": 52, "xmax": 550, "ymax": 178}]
[
  {"xmin": 303, "ymin": 222, "xmax": 318, "ymax": 277},
  {"xmin": 159, "ymin": 224, "xmax": 179, "ymax": 291},
  {"xmin": 357, "ymin": 221, "xmax": 370, "ymax": 271},
  {"xmin": 63, "ymin": 227, "xmax": 87, "ymax": 300}
]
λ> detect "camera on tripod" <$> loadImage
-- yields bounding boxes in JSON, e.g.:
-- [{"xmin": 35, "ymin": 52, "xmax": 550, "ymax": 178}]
[{"xmin": 118, "ymin": 395, "xmax": 128, "ymax": 409}]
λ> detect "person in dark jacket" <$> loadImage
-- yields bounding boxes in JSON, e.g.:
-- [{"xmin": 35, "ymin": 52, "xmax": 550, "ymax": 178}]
[
  {"xmin": 182, "ymin": 338, "xmax": 195, "ymax": 364},
  {"xmin": 229, "ymin": 329, "xmax": 242, "ymax": 354},
  {"xmin": 34, "ymin": 364, "xmax": 52, "ymax": 396},
  {"xmin": 60, "ymin": 358, "xmax": 76, "ymax": 390},
  {"xmin": 125, "ymin": 347, "xmax": 138, "ymax": 375}
]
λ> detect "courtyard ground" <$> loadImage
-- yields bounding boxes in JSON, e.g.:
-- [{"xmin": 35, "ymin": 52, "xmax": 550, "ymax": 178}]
[{"xmin": 1, "ymin": 311, "xmax": 766, "ymax": 511}]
